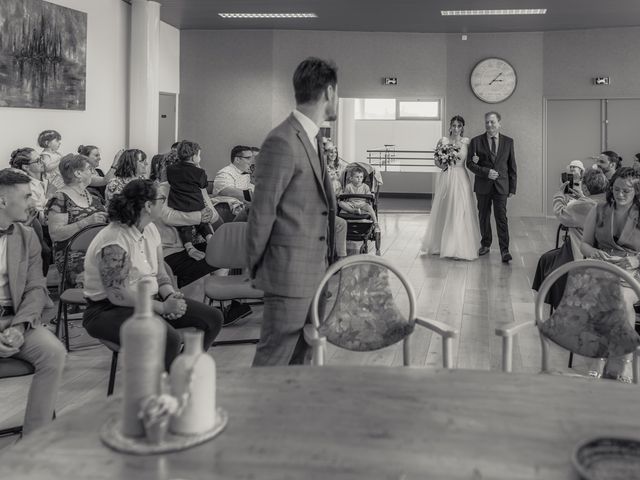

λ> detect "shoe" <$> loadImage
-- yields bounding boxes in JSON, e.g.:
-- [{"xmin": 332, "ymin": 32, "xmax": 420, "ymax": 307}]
[
  {"xmin": 478, "ymin": 246, "xmax": 490, "ymax": 256},
  {"xmin": 223, "ymin": 301, "xmax": 252, "ymax": 326},
  {"xmin": 501, "ymin": 252, "xmax": 512, "ymax": 263}
]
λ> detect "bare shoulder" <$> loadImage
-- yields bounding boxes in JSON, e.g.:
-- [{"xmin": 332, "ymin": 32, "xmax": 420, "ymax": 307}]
[{"xmin": 461, "ymin": 137, "xmax": 471, "ymax": 145}]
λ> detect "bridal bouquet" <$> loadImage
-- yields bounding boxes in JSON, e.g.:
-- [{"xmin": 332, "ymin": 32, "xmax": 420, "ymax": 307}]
[{"xmin": 434, "ymin": 143, "xmax": 460, "ymax": 171}]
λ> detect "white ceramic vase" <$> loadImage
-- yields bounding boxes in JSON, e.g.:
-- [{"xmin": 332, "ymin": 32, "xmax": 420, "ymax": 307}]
[{"xmin": 169, "ymin": 331, "xmax": 216, "ymax": 435}]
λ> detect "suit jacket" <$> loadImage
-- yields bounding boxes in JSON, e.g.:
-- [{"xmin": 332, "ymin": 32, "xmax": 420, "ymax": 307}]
[
  {"xmin": 247, "ymin": 113, "xmax": 336, "ymax": 298},
  {"xmin": 467, "ymin": 133, "xmax": 517, "ymax": 196},
  {"xmin": 0, "ymin": 223, "xmax": 52, "ymax": 330}
]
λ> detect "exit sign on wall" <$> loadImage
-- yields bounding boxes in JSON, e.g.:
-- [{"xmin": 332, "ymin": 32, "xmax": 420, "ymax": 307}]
[{"xmin": 384, "ymin": 77, "xmax": 398, "ymax": 85}]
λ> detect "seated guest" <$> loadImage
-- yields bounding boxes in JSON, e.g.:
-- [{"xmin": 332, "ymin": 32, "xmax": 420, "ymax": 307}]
[
  {"xmin": 593, "ymin": 150, "xmax": 622, "ymax": 181},
  {"xmin": 105, "ymin": 149, "xmax": 148, "ymax": 204},
  {"xmin": 212, "ymin": 145, "xmax": 254, "ymax": 214},
  {"xmin": 9, "ymin": 148, "xmax": 48, "ymax": 220},
  {"xmin": 565, "ymin": 160, "xmax": 585, "ymax": 193},
  {"xmin": 581, "ymin": 166, "xmax": 640, "ymax": 381},
  {"xmin": 46, "ymin": 155, "xmax": 108, "ymax": 288},
  {"xmin": 82, "ymin": 179, "xmax": 223, "ymax": 370},
  {"xmin": 150, "ymin": 147, "xmax": 179, "ymax": 184},
  {"xmin": 323, "ymin": 140, "xmax": 348, "ymax": 195},
  {"xmin": 338, "ymin": 166, "xmax": 379, "ymax": 231},
  {"xmin": 0, "ymin": 169, "xmax": 66, "ymax": 436},
  {"xmin": 38, "ymin": 129, "xmax": 64, "ymax": 194},
  {"xmin": 553, "ymin": 168, "xmax": 608, "ymax": 256},
  {"xmin": 9, "ymin": 148, "xmax": 52, "ymax": 275},
  {"xmin": 78, "ymin": 145, "xmax": 119, "ymax": 200},
  {"xmin": 166, "ymin": 141, "xmax": 214, "ymax": 259}
]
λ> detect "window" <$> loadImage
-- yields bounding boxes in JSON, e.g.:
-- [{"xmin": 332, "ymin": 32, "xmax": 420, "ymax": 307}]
[
  {"xmin": 354, "ymin": 99, "xmax": 396, "ymax": 120},
  {"xmin": 397, "ymin": 100, "xmax": 440, "ymax": 119}
]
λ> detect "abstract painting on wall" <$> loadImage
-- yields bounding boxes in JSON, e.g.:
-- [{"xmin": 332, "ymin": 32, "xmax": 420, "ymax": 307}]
[{"xmin": 0, "ymin": 0, "xmax": 87, "ymax": 110}]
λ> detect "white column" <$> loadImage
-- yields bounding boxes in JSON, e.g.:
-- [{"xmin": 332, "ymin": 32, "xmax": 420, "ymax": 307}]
[{"xmin": 129, "ymin": 0, "xmax": 160, "ymax": 157}]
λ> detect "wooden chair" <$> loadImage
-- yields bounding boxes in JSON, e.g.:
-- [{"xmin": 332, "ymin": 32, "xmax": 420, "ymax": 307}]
[
  {"xmin": 0, "ymin": 358, "xmax": 34, "ymax": 437},
  {"xmin": 496, "ymin": 259, "xmax": 640, "ymax": 383},
  {"xmin": 304, "ymin": 255, "xmax": 458, "ymax": 367},
  {"xmin": 55, "ymin": 223, "xmax": 108, "ymax": 351},
  {"xmin": 204, "ymin": 222, "xmax": 262, "ymax": 346}
]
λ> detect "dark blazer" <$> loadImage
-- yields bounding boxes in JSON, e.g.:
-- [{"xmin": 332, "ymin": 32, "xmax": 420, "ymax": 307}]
[
  {"xmin": 467, "ymin": 133, "xmax": 517, "ymax": 196},
  {"xmin": 247, "ymin": 114, "xmax": 336, "ymax": 298}
]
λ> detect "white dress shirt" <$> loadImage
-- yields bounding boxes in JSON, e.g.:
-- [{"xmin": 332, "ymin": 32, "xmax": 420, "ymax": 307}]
[
  {"xmin": 486, "ymin": 132, "xmax": 500, "ymax": 153},
  {"xmin": 292, "ymin": 109, "xmax": 320, "ymax": 152},
  {"xmin": 212, "ymin": 162, "xmax": 254, "ymax": 196}
]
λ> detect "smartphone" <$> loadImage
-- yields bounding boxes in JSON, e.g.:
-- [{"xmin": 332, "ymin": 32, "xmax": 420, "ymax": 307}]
[
  {"xmin": 561, "ymin": 172, "xmax": 574, "ymax": 193},
  {"xmin": 243, "ymin": 189, "xmax": 253, "ymax": 202}
]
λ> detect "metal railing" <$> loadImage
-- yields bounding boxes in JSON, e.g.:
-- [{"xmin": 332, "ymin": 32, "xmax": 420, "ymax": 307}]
[{"xmin": 366, "ymin": 146, "xmax": 439, "ymax": 172}]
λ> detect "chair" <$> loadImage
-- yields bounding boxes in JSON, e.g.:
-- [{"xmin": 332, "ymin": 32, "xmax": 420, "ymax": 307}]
[
  {"xmin": 496, "ymin": 259, "xmax": 640, "ymax": 383},
  {"xmin": 0, "ymin": 358, "xmax": 34, "ymax": 437},
  {"xmin": 55, "ymin": 223, "xmax": 108, "ymax": 351},
  {"xmin": 204, "ymin": 222, "xmax": 263, "ymax": 346},
  {"xmin": 555, "ymin": 224, "xmax": 569, "ymax": 248},
  {"xmin": 304, "ymin": 255, "xmax": 458, "ymax": 367}
]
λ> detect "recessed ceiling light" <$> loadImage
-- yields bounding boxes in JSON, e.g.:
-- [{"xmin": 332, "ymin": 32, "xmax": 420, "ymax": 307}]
[
  {"xmin": 218, "ymin": 13, "xmax": 318, "ymax": 19},
  {"xmin": 441, "ymin": 9, "xmax": 547, "ymax": 16}
]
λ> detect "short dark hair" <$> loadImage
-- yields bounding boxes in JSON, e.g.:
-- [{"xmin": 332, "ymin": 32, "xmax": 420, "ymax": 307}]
[
  {"xmin": 9, "ymin": 148, "xmax": 37, "ymax": 170},
  {"xmin": 350, "ymin": 166, "xmax": 366, "ymax": 178},
  {"xmin": 485, "ymin": 111, "xmax": 502, "ymax": 122},
  {"xmin": 177, "ymin": 140, "xmax": 200, "ymax": 163},
  {"xmin": 37, "ymin": 130, "xmax": 61, "ymax": 148},
  {"xmin": 59, "ymin": 154, "xmax": 89, "ymax": 185},
  {"xmin": 77, "ymin": 145, "xmax": 98, "ymax": 156},
  {"xmin": 583, "ymin": 168, "xmax": 608, "ymax": 196},
  {"xmin": 108, "ymin": 179, "xmax": 157, "ymax": 226},
  {"xmin": 230, "ymin": 145, "xmax": 252, "ymax": 163},
  {"xmin": 250, "ymin": 146, "xmax": 260, "ymax": 153},
  {"xmin": 602, "ymin": 150, "xmax": 622, "ymax": 169},
  {"xmin": 0, "ymin": 168, "xmax": 31, "ymax": 187},
  {"xmin": 293, "ymin": 57, "xmax": 338, "ymax": 105},
  {"xmin": 114, "ymin": 149, "xmax": 142, "ymax": 178},
  {"xmin": 171, "ymin": 141, "xmax": 180, "ymax": 150}
]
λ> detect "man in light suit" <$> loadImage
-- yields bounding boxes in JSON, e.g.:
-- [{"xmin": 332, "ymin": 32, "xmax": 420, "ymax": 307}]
[
  {"xmin": 467, "ymin": 111, "xmax": 517, "ymax": 263},
  {"xmin": 0, "ymin": 169, "xmax": 66, "ymax": 435},
  {"xmin": 247, "ymin": 57, "xmax": 339, "ymax": 366}
]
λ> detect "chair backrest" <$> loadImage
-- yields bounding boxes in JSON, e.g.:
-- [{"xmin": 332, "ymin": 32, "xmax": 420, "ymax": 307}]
[
  {"xmin": 206, "ymin": 180, "xmax": 214, "ymax": 195},
  {"xmin": 60, "ymin": 223, "xmax": 108, "ymax": 291},
  {"xmin": 310, "ymin": 255, "xmax": 416, "ymax": 361},
  {"xmin": 205, "ymin": 222, "xmax": 248, "ymax": 269},
  {"xmin": 535, "ymin": 259, "xmax": 640, "ymax": 374}
]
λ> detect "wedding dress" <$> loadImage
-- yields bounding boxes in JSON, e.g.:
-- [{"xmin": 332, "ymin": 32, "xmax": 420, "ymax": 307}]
[{"xmin": 420, "ymin": 137, "xmax": 481, "ymax": 260}]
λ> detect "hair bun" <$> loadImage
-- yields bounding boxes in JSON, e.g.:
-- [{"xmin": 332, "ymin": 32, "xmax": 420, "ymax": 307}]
[
  {"xmin": 77, "ymin": 145, "xmax": 84, "ymax": 153},
  {"xmin": 10, "ymin": 149, "xmax": 18, "ymax": 160}
]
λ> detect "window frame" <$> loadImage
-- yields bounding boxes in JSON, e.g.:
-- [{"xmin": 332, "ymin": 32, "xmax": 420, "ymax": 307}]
[{"xmin": 396, "ymin": 98, "xmax": 441, "ymax": 121}]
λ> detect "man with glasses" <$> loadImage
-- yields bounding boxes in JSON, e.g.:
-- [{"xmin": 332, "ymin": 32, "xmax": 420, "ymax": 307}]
[{"xmin": 212, "ymin": 145, "xmax": 255, "ymax": 204}]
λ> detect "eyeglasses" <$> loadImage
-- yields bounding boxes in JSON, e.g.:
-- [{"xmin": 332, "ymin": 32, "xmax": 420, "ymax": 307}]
[
  {"xmin": 26, "ymin": 158, "xmax": 43, "ymax": 165},
  {"xmin": 236, "ymin": 155, "xmax": 253, "ymax": 160},
  {"xmin": 153, "ymin": 195, "xmax": 167, "ymax": 203}
]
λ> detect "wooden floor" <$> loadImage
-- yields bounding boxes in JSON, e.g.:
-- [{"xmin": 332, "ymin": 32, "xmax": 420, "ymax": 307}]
[{"xmin": 2, "ymin": 211, "xmax": 585, "ymax": 444}]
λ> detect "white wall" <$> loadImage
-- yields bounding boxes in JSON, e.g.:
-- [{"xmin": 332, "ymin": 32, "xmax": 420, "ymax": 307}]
[
  {"xmin": 0, "ymin": 0, "xmax": 181, "ymax": 168},
  {"xmin": 159, "ymin": 21, "xmax": 180, "ymax": 94}
]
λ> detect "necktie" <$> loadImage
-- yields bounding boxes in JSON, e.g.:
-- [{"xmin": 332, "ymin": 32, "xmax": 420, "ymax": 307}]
[
  {"xmin": 0, "ymin": 224, "xmax": 15, "ymax": 238},
  {"xmin": 491, "ymin": 136, "xmax": 497, "ymax": 156},
  {"xmin": 316, "ymin": 134, "xmax": 326, "ymax": 179}
]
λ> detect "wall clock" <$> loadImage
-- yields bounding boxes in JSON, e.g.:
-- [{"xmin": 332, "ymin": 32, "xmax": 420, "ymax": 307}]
[{"xmin": 470, "ymin": 58, "xmax": 517, "ymax": 103}]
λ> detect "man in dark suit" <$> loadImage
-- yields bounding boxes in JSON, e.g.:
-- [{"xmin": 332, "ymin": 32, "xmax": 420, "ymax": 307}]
[
  {"xmin": 467, "ymin": 111, "xmax": 517, "ymax": 263},
  {"xmin": 247, "ymin": 57, "xmax": 338, "ymax": 366}
]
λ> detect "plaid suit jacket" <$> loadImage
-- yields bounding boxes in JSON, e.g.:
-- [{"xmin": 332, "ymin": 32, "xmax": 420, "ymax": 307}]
[{"xmin": 247, "ymin": 114, "xmax": 336, "ymax": 298}]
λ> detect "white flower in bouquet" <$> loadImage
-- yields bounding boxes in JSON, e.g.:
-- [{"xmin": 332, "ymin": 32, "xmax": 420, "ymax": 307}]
[{"xmin": 434, "ymin": 143, "xmax": 461, "ymax": 171}]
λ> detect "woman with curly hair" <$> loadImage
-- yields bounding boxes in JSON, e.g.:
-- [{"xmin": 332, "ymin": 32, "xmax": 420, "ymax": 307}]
[
  {"xmin": 82, "ymin": 179, "xmax": 223, "ymax": 370},
  {"xmin": 581, "ymin": 166, "xmax": 640, "ymax": 381},
  {"xmin": 105, "ymin": 149, "xmax": 148, "ymax": 204}
]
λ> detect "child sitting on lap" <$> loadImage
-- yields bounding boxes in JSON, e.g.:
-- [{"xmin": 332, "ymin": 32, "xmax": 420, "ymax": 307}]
[{"xmin": 166, "ymin": 140, "xmax": 214, "ymax": 260}]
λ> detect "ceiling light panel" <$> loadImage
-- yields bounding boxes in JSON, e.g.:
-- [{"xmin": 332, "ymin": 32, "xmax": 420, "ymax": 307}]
[
  {"xmin": 219, "ymin": 13, "xmax": 318, "ymax": 19},
  {"xmin": 441, "ymin": 9, "xmax": 547, "ymax": 16}
]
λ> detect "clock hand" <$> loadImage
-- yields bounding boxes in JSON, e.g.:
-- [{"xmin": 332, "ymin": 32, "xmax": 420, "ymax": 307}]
[{"xmin": 489, "ymin": 72, "xmax": 503, "ymax": 85}]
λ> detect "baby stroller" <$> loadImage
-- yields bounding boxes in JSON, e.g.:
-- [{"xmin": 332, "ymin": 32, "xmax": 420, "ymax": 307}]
[{"xmin": 337, "ymin": 162, "xmax": 382, "ymax": 255}]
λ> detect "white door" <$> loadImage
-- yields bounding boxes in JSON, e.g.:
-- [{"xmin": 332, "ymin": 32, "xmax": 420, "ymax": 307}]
[
  {"xmin": 606, "ymin": 99, "xmax": 640, "ymax": 165},
  {"xmin": 158, "ymin": 93, "xmax": 177, "ymax": 154},
  {"xmin": 545, "ymin": 100, "xmax": 602, "ymax": 216}
]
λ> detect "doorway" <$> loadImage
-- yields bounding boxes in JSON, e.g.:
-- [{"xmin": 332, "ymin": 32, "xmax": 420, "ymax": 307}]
[{"xmin": 158, "ymin": 92, "xmax": 177, "ymax": 154}]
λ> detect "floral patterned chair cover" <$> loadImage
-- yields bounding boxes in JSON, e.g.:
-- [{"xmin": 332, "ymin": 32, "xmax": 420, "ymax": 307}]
[
  {"xmin": 304, "ymin": 255, "xmax": 458, "ymax": 367},
  {"xmin": 496, "ymin": 260, "xmax": 640, "ymax": 383}
]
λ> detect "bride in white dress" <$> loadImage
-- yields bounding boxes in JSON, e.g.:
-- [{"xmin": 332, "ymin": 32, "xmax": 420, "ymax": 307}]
[{"xmin": 420, "ymin": 115, "xmax": 481, "ymax": 260}]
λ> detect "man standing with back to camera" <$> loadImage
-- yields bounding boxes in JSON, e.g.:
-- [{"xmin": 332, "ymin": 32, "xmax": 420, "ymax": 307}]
[{"xmin": 247, "ymin": 57, "xmax": 339, "ymax": 366}]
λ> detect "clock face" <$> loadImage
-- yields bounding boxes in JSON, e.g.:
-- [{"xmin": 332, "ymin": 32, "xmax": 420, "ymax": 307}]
[{"xmin": 470, "ymin": 58, "xmax": 517, "ymax": 104}]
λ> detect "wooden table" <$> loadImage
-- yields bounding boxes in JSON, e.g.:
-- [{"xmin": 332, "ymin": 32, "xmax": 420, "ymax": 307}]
[{"xmin": 1, "ymin": 366, "xmax": 639, "ymax": 480}]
